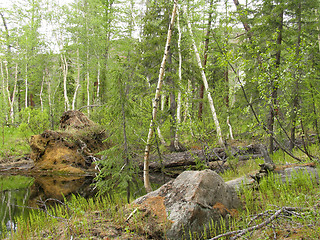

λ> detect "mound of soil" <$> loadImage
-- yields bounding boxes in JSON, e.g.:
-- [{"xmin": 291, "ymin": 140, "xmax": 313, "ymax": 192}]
[
  {"xmin": 30, "ymin": 111, "xmax": 111, "ymax": 174},
  {"xmin": 60, "ymin": 110, "xmax": 96, "ymax": 130}
]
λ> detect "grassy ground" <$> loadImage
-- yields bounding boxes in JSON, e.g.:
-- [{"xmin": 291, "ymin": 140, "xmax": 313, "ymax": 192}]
[
  {"xmin": 0, "ymin": 127, "xmax": 32, "ymax": 162},
  {"xmin": 2, "ymin": 145, "xmax": 319, "ymax": 240}
]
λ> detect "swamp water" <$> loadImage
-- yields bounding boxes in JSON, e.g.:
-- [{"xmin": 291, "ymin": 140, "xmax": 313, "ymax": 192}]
[{"xmin": 0, "ymin": 174, "xmax": 96, "ymax": 238}]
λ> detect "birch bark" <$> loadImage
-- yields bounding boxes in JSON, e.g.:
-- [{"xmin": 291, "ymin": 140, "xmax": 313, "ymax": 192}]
[
  {"xmin": 72, "ymin": 48, "xmax": 81, "ymax": 110},
  {"xmin": 143, "ymin": 0, "xmax": 178, "ymax": 192},
  {"xmin": 40, "ymin": 72, "xmax": 44, "ymax": 112},
  {"xmin": 5, "ymin": 62, "xmax": 18, "ymax": 123},
  {"xmin": 61, "ymin": 54, "xmax": 70, "ymax": 111},
  {"xmin": 186, "ymin": 8, "xmax": 224, "ymax": 146},
  {"xmin": 174, "ymin": 7, "xmax": 182, "ymax": 150}
]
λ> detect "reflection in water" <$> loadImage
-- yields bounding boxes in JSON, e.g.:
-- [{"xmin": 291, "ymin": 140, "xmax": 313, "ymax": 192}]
[{"xmin": 0, "ymin": 174, "xmax": 96, "ymax": 238}]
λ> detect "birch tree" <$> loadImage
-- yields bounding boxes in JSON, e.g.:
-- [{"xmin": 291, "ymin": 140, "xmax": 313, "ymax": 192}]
[
  {"xmin": 143, "ymin": 0, "xmax": 178, "ymax": 192},
  {"xmin": 185, "ymin": 6, "xmax": 224, "ymax": 147},
  {"xmin": 173, "ymin": 7, "xmax": 182, "ymax": 150}
]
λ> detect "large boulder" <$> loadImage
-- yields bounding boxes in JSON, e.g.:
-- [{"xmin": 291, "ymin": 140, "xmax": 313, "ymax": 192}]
[
  {"xmin": 134, "ymin": 169, "xmax": 240, "ymax": 239},
  {"xmin": 30, "ymin": 111, "xmax": 111, "ymax": 174}
]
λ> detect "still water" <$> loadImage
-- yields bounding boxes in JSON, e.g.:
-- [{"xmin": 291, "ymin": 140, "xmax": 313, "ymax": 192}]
[{"xmin": 0, "ymin": 174, "xmax": 96, "ymax": 238}]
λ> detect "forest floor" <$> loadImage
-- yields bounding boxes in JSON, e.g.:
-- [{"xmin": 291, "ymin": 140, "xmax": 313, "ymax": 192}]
[
  {"xmin": 2, "ymin": 143, "xmax": 320, "ymax": 239},
  {"xmin": 1, "ymin": 125, "xmax": 320, "ymax": 239}
]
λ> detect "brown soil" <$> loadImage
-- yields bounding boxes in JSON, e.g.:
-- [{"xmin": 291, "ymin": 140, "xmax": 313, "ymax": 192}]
[{"xmin": 30, "ymin": 110, "xmax": 112, "ymax": 174}]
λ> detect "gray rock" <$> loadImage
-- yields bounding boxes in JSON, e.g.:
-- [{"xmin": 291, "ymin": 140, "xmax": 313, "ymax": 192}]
[
  {"xmin": 226, "ymin": 175, "xmax": 255, "ymax": 191},
  {"xmin": 134, "ymin": 169, "xmax": 240, "ymax": 239},
  {"xmin": 276, "ymin": 166, "xmax": 319, "ymax": 184}
]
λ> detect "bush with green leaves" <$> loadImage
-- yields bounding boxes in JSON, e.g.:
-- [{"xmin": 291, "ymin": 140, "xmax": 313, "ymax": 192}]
[{"xmin": 18, "ymin": 107, "xmax": 50, "ymax": 136}]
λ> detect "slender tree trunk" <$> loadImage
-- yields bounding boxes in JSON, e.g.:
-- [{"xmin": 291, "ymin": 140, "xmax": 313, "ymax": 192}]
[
  {"xmin": 143, "ymin": 0, "xmax": 178, "ymax": 193},
  {"xmin": 72, "ymin": 48, "xmax": 81, "ymax": 110},
  {"xmin": 290, "ymin": 2, "xmax": 302, "ymax": 150},
  {"xmin": 120, "ymin": 82, "xmax": 130, "ymax": 203},
  {"xmin": 198, "ymin": 0, "xmax": 214, "ymax": 120},
  {"xmin": 168, "ymin": 53, "xmax": 177, "ymax": 150},
  {"xmin": 46, "ymin": 70, "xmax": 54, "ymax": 130},
  {"xmin": 225, "ymin": 68, "xmax": 234, "ymax": 140},
  {"xmin": 174, "ymin": 8, "xmax": 182, "ymax": 150},
  {"xmin": 5, "ymin": 63, "xmax": 18, "ymax": 123},
  {"xmin": 310, "ymin": 83, "xmax": 320, "ymax": 144},
  {"xmin": 0, "ymin": 12, "xmax": 11, "ymax": 53},
  {"xmin": 86, "ymin": 53, "xmax": 90, "ymax": 116},
  {"xmin": 96, "ymin": 60, "xmax": 100, "ymax": 102},
  {"xmin": 186, "ymin": 7, "xmax": 224, "ymax": 146},
  {"xmin": 268, "ymin": 9, "xmax": 283, "ymax": 154},
  {"xmin": 0, "ymin": 62, "xmax": 8, "ymax": 122},
  {"xmin": 233, "ymin": 0, "xmax": 252, "ymax": 39},
  {"xmin": 25, "ymin": 62, "xmax": 28, "ymax": 108},
  {"xmin": 61, "ymin": 54, "xmax": 70, "ymax": 111},
  {"xmin": 40, "ymin": 72, "xmax": 44, "ymax": 112}
]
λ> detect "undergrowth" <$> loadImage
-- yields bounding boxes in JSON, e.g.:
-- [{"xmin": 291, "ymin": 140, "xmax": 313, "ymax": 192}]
[{"xmin": 4, "ymin": 147, "xmax": 320, "ymax": 239}]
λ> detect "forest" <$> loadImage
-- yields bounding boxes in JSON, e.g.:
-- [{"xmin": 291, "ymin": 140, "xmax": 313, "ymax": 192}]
[{"xmin": 1, "ymin": 0, "xmax": 320, "ymax": 239}]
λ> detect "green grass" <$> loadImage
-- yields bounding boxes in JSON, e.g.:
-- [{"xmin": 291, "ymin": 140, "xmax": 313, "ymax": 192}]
[
  {"xmin": 6, "ymin": 144, "xmax": 320, "ymax": 240},
  {"xmin": 0, "ymin": 126, "xmax": 32, "ymax": 160},
  {"xmin": 0, "ymin": 175, "xmax": 34, "ymax": 191}
]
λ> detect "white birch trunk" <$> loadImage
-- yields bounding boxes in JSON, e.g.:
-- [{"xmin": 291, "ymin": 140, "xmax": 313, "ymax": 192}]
[
  {"xmin": 61, "ymin": 54, "xmax": 70, "ymax": 111},
  {"xmin": 5, "ymin": 62, "xmax": 17, "ymax": 123},
  {"xmin": 174, "ymin": 8, "xmax": 182, "ymax": 150},
  {"xmin": 25, "ymin": 63, "xmax": 28, "ymax": 108},
  {"xmin": 227, "ymin": 116, "xmax": 234, "ymax": 140},
  {"xmin": 157, "ymin": 126, "xmax": 167, "ymax": 145},
  {"xmin": 184, "ymin": 77, "xmax": 192, "ymax": 122},
  {"xmin": 96, "ymin": 60, "xmax": 100, "ymax": 101},
  {"xmin": 40, "ymin": 72, "xmax": 44, "ymax": 112},
  {"xmin": 1, "ymin": 62, "xmax": 7, "ymax": 120},
  {"xmin": 72, "ymin": 48, "xmax": 81, "ymax": 110},
  {"xmin": 186, "ymin": 9, "xmax": 224, "ymax": 146},
  {"xmin": 144, "ymin": 0, "xmax": 178, "ymax": 192},
  {"xmin": 86, "ymin": 70, "xmax": 90, "ymax": 116},
  {"xmin": 46, "ymin": 71, "xmax": 53, "ymax": 129}
]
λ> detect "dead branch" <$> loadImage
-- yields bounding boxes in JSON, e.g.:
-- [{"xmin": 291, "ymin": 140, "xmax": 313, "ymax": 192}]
[
  {"xmin": 37, "ymin": 197, "xmax": 72, "ymax": 221},
  {"xmin": 209, "ymin": 206, "xmax": 307, "ymax": 240}
]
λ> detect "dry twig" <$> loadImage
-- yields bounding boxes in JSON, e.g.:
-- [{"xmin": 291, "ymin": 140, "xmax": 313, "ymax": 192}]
[{"xmin": 209, "ymin": 206, "xmax": 307, "ymax": 240}]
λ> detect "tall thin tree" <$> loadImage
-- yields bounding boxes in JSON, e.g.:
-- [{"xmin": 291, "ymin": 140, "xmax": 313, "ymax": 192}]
[{"xmin": 143, "ymin": 0, "xmax": 178, "ymax": 192}]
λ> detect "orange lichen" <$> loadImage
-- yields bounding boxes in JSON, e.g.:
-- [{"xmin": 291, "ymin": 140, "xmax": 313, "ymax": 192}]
[
  {"xmin": 274, "ymin": 162, "xmax": 316, "ymax": 172},
  {"xmin": 213, "ymin": 202, "xmax": 238, "ymax": 217}
]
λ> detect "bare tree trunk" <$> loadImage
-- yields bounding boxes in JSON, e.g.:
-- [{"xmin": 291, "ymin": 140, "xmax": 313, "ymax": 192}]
[
  {"xmin": 233, "ymin": 0, "xmax": 252, "ymax": 39},
  {"xmin": 96, "ymin": 59, "xmax": 101, "ymax": 102},
  {"xmin": 143, "ymin": 0, "xmax": 178, "ymax": 193},
  {"xmin": 198, "ymin": 0, "xmax": 214, "ymax": 120},
  {"xmin": 40, "ymin": 72, "xmax": 44, "ymax": 112},
  {"xmin": 0, "ymin": 62, "xmax": 8, "ymax": 122},
  {"xmin": 268, "ymin": 9, "xmax": 283, "ymax": 154},
  {"xmin": 46, "ymin": 70, "xmax": 54, "ymax": 130},
  {"xmin": 186, "ymin": 7, "xmax": 224, "ymax": 146},
  {"xmin": 72, "ymin": 48, "xmax": 81, "ymax": 110},
  {"xmin": 174, "ymin": 8, "xmax": 182, "ymax": 150},
  {"xmin": 5, "ymin": 62, "xmax": 18, "ymax": 123},
  {"xmin": 61, "ymin": 54, "xmax": 70, "ymax": 111},
  {"xmin": 25, "ymin": 62, "xmax": 28, "ymax": 108},
  {"xmin": 86, "ymin": 55, "xmax": 90, "ymax": 117},
  {"xmin": 290, "ymin": 2, "xmax": 302, "ymax": 150}
]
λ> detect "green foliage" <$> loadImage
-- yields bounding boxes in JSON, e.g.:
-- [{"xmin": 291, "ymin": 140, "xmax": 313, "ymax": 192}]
[
  {"xmin": 0, "ymin": 126, "xmax": 31, "ymax": 158},
  {"xmin": 18, "ymin": 107, "xmax": 50, "ymax": 135}
]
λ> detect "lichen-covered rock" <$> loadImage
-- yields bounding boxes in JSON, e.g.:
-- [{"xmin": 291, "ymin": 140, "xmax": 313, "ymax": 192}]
[{"xmin": 134, "ymin": 169, "xmax": 240, "ymax": 239}]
